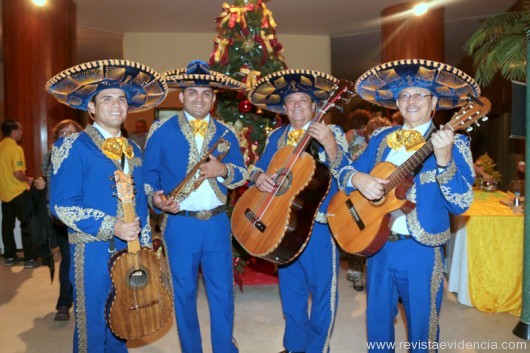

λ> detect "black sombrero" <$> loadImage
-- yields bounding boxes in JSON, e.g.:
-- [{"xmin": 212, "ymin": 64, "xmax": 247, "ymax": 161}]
[
  {"xmin": 163, "ymin": 60, "xmax": 245, "ymax": 90},
  {"xmin": 248, "ymin": 69, "xmax": 339, "ymax": 114},
  {"xmin": 45, "ymin": 59, "xmax": 168, "ymax": 113},
  {"xmin": 355, "ymin": 59, "xmax": 481, "ymax": 110}
]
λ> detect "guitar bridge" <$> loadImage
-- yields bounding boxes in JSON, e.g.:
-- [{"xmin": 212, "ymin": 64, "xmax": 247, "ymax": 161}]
[
  {"xmin": 346, "ymin": 199, "xmax": 365, "ymax": 231},
  {"xmin": 244, "ymin": 208, "xmax": 266, "ymax": 233}
]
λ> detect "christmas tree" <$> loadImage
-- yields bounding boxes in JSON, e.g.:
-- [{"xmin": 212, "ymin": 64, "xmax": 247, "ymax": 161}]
[{"xmin": 209, "ymin": 0, "xmax": 287, "ymax": 163}]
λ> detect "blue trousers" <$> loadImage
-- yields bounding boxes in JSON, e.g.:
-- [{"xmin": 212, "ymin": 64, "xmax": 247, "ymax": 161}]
[
  {"xmin": 165, "ymin": 212, "xmax": 238, "ymax": 353},
  {"xmin": 366, "ymin": 239, "xmax": 444, "ymax": 353},
  {"xmin": 278, "ymin": 223, "xmax": 339, "ymax": 353},
  {"xmin": 71, "ymin": 242, "xmax": 127, "ymax": 353}
]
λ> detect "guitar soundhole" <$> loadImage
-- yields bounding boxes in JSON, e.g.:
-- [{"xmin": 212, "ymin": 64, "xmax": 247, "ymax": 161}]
[
  {"xmin": 274, "ymin": 169, "xmax": 292, "ymax": 196},
  {"xmin": 128, "ymin": 269, "xmax": 149, "ymax": 289}
]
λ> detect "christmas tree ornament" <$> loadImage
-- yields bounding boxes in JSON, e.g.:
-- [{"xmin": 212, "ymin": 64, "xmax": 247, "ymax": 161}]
[
  {"xmin": 238, "ymin": 99, "xmax": 253, "ymax": 113},
  {"xmin": 239, "ymin": 65, "xmax": 261, "ymax": 90},
  {"xmin": 242, "ymin": 38, "xmax": 255, "ymax": 53}
]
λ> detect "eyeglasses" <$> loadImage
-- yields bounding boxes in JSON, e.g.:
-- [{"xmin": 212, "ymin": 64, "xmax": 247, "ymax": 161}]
[
  {"xmin": 397, "ymin": 92, "xmax": 433, "ymax": 102},
  {"xmin": 59, "ymin": 130, "xmax": 76, "ymax": 137}
]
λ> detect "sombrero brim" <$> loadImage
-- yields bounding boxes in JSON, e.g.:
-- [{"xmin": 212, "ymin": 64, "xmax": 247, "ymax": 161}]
[
  {"xmin": 355, "ymin": 59, "xmax": 481, "ymax": 110},
  {"xmin": 163, "ymin": 69, "xmax": 245, "ymax": 90},
  {"xmin": 45, "ymin": 59, "xmax": 168, "ymax": 112},
  {"xmin": 248, "ymin": 69, "xmax": 339, "ymax": 114}
]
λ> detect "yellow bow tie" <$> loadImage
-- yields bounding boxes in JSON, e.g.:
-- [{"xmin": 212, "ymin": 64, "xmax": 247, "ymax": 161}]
[
  {"xmin": 387, "ymin": 129, "xmax": 425, "ymax": 151},
  {"xmin": 287, "ymin": 129, "xmax": 305, "ymax": 146},
  {"xmin": 102, "ymin": 137, "xmax": 134, "ymax": 161},
  {"xmin": 190, "ymin": 120, "xmax": 208, "ymax": 137}
]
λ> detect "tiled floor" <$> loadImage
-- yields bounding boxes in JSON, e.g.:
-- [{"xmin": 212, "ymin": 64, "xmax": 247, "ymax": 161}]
[{"xmin": 0, "ymin": 258, "xmax": 527, "ymax": 353}]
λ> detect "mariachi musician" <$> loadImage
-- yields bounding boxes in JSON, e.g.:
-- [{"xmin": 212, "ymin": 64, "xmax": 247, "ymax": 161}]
[
  {"xmin": 247, "ymin": 69, "xmax": 350, "ymax": 353},
  {"xmin": 143, "ymin": 60, "xmax": 247, "ymax": 353},
  {"xmin": 46, "ymin": 59, "xmax": 172, "ymax": 352},
  {"xmin": 332, "ymin": 59, "xmax": 477, "ymax": 352}
]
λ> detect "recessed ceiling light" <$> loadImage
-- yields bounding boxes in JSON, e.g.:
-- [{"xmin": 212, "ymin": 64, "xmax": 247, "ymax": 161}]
[
  {"xmin": 32, "ymin": 0, "xmax": 47, "ymax": 7},
  {"xmin": 413, "ymin": 2, "xmax": 429, "ymax": 16}
]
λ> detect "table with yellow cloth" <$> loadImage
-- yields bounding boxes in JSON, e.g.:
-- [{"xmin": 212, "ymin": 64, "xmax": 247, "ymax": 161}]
[{"xmin": 447, "ymin": 189, "xmax": 523, "ymax": 315}]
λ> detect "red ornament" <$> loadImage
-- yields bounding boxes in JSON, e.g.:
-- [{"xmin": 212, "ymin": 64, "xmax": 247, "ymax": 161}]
[{"xmin": 238, "ymin": 99, "xmax": 253, "ymax": 113}]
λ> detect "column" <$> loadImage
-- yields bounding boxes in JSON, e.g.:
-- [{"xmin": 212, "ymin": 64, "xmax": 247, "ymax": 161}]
[
  {"xmin": 3, "ymin": 0, "xmax": 76, "ymax": 177},
  {"xmin": 381, "ymin": 2, "xmax": 444, "ymax": 62}
]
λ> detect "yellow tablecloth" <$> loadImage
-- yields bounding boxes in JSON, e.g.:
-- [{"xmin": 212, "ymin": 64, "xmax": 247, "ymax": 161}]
[{"xmin": 465, "ymin": 190, "xmax": 523, "ymax": 314}]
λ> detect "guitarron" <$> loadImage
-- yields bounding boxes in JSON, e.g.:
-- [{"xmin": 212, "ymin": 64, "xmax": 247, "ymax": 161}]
[
  {"xmin": 106, "ymin": 170, "xmax": 173, "ymax": 340},
  {"xmin": 327, "ymin": 95, "xmax": 492, "ymax": 256},
  {"xmin": 232, "ymin": 80, "xmax": 354, "ymax": 264}
]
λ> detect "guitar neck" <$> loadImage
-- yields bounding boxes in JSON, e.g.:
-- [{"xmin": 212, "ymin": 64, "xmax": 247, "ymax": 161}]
[
  {"xmin": 384, "ymin": 140, "xmax": 434, "ymax": 192},
  {"xmin": 122, "ymin": 200, "xmax": 140, "ymax": 253}
]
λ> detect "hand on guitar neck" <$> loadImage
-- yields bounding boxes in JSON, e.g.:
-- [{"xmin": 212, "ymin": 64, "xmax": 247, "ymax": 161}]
[
  {"xmin": 195, "ymin": 154, "xmax": 229, "ymax": 181},
  {"xmin": 152, "ymin": 190, "xmax": 180, "ymax": 214},
  {"xmin": 307, "ymin": 122, "xmax": 339, "ymax": 162},
  {"xmin": 114, "ymin": 217, "xmax": 141, "ymax": 242}
]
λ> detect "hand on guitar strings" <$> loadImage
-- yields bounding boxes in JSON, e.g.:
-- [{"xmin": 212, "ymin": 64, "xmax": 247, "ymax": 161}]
[
  {"xmin": 431, "ymin": 126, "xmax": 454, "ymax": 167},
  {"xmin": 307, "ymin": 122, "xmax": 338, "ymax": 162},
  {"xmin": 153, "ymin": 190, "xmax": 181, "ymax": 214},
  {"xmin": 351, "ymin": 172, "xmax": 389, "ymax": 201},
  {"xmin": 196, "ymin": 155, "xmax": 229, "ymax": 181},
  {"xmin": 254, "ymin": 171, "xmax": 278, "ymax": 193},
  {"xmin": 114, "ymin": 217, "xmax": 141, "ymax": 242}
]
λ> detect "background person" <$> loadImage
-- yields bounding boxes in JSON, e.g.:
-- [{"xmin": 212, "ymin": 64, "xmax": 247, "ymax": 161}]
[
  {"xmin": 33, "ymin": 119, "xmax": 83, "ymax": 321},
  {"xmin": 0, "ymin": 119, "xmax": 37, "ymax": 268}
]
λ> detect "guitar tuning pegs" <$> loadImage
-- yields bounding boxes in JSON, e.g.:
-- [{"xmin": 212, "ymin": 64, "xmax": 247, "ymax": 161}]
[
  {"xmin": 112, "ymin": 192, "xmax": 117, "ymax": 197},
  {"xmin": 466, "ymin": 126, "xmax": 473, "ymax": 132},
  {"xmin": 111, "ymin": 184, "xmax": 116, "ymax": 189},
  {"xmin": 475, "ymin": 121, "xmax": 481, "ymax": 127},
  {"xmin": 109, "ymin": 176, "xmax": 115, "ymax": 181},
  {"xmin": 482, "ymin": 116, "xmax": 489, "ymax": 121}
]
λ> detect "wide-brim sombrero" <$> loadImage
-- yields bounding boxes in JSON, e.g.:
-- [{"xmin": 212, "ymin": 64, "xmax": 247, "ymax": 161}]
[
  {"xmin": 248, "ymin": 69, "xmax": 339, "ymax": 114},
  {"xmin": 163, "ymin": 60, "xmax": 245, "ymax": 90},
  {"xmin": 355, "ymin": 59, "xmax": 481, "ymax": 110},
  {"xmin": 45, "ymin": 59, "xmax": 168, "ymax": 113}
]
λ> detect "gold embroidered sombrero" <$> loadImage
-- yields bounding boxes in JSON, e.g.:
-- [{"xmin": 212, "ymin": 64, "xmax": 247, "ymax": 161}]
[
  {"xmin": 248, "ymin": 69, "xmax": 339, "ymax": 114},
  {"xmin": 163, "ymin": 60, "xmax": 245, "ymax": 90},
  {"xmin": 355, "ymin": 59, "xmax": 481, "ymax": 110},
  {"xmin": 45, "ymin": 59, "xmax": 168, "ymax": 112}
]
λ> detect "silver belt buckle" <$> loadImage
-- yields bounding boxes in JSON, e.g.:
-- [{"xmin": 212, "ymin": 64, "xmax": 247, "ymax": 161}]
[{"xmin": 196, "ymin": 210, "xmax": 212, "ymax": 220}]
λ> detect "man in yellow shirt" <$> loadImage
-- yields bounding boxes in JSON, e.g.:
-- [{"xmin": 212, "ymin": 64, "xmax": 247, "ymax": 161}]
[{"xmin": 0, "ymin": 119, "xmax": 36, "ymax": 267}]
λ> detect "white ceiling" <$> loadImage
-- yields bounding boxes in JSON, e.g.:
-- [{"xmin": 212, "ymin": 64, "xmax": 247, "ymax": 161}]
[{"xmin": 1, "ymin": 0, "xmax": 514, "ymax": 82}]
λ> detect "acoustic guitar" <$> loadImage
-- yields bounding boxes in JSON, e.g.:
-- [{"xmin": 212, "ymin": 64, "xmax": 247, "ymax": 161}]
[
  {"xmin": 106, "ymin": 170, "xmax": 173, "ymax": 340},
  {"xmin": 327, "ymin": 95, "xmax": 492, "ymax": 256},
  {"xmin": 231, "ymin": 80, "xmax": 355, "ymax": 265}
]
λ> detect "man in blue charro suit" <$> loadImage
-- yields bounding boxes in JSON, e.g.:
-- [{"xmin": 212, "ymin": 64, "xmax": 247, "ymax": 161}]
[
  {"xmin": 247, "ymin": 69, "xmax": 350, "ymax": 353},
  {"xmin": 46, "ymin": 60, "xmax": 176, "ymax": 353},
  {"xmin": 333, "ymin": 59, "xmax": 477, "ymax": 352},
  {"xmin": 143, "ymin": 60, "xmax": 248, "ymax": 353}
]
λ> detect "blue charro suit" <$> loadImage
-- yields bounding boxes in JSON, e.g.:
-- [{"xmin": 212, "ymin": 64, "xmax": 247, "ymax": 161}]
[
  {"xmin": 334, "ymin": 123, "xmax": 474, "ymax": 353},
  {"xmin": 143, "ymin": 113, "xmax": 247, "ymax": 353},
  {"xmin": 250, "ymin": 124, "xmax": 349, "ymax": 353},
  {"xmin": 50, "ymin": 124, "xmax": 151, "ymax": 353}
]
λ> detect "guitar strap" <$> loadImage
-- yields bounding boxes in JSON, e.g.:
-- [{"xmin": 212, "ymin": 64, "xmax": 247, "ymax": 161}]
[
  {"xmin": 305, "ymin": 139, "xmax": 321, "ymax": 160},
  {"xmin": 108, "ymin": 153, "xmax": 127, "ymax": 254}
]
